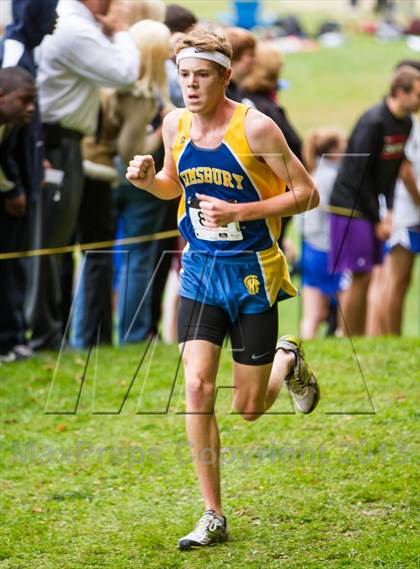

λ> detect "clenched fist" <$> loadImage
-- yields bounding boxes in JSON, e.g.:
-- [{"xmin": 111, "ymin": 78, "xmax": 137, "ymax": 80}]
[{"xmin": 126, "ymin": 155, "xmax": 156, "ymax": 190}]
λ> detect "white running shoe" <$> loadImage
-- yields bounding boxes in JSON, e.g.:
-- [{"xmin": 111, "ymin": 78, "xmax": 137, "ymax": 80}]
[
  {"xmin": 276, "ymin": 335, "xmax": 320, "ymax": 414},
  {"xmin": 177, "ymin": 510, "xmax": 228, "ymax": 550}
]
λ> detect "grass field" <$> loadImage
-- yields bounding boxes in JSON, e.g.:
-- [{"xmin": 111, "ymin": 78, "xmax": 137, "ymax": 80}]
[
  {"xmin": 280, "ymin": 34, "xmax": 418, "ymax": 133},
  {"xmin": 1, "ymin": 336, "xmax": 419, "ymax": 568}
]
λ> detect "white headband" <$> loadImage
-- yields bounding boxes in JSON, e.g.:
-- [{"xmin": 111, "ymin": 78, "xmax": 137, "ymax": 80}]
[{"xmin": 176, "ymin": 47, "xmax": 231, "ymax": 69}]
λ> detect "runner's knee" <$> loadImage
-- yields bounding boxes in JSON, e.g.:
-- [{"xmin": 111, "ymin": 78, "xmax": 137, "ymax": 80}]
[
  {"xmin": 238, "ymin": 408, "xmax": 263, "ymax": 422},
  {"xmin": 185, "ymin": 375, "xmax": 215, "ymax": 399},
  {"xmin": 233, "ymin": 398, "xmax": 264, "ymax": 422}
]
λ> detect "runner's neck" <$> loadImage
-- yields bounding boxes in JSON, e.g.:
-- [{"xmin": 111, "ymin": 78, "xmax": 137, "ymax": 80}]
[{"xmin": 189, "ymin": 99, "xmax": 238, "ymax": 149}]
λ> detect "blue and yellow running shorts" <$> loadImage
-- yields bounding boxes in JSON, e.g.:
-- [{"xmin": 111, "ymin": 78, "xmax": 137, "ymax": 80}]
[{"xmin": 179, "ymin": 244, "xmax": 297, "ymax": 322}]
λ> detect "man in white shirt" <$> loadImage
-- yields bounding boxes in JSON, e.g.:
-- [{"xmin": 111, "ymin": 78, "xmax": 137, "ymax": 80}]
[{"xmin": 26, "ymin": 0, "xmax": 140, "ymax": 350}]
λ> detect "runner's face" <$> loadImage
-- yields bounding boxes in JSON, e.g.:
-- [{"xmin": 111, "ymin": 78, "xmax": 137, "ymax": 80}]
[{"xmin": 178, "ymin": 58, "xmax": 230, "ymax": 113}]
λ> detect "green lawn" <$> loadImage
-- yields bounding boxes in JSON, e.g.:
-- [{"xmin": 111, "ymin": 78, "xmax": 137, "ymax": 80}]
[{"xmin": 1, "ymin": 336, "xmax": 419, "ymax": 568}]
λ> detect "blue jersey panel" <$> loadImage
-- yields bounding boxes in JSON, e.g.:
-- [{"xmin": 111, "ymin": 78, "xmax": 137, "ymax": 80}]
[{"xmin": 178, "ymin": 141, "xmax": 274, "ymax": 255}]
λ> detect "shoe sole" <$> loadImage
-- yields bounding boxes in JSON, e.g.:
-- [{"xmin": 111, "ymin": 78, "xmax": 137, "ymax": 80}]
[{"xmin": 178, "ymin": 535, "xmax": 228, "ymax": 551}]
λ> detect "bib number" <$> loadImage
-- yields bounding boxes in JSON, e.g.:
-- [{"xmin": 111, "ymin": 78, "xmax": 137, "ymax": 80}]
[{"xmin": 189, "ymin": 198, "xmax": 243, "ymax": 242}]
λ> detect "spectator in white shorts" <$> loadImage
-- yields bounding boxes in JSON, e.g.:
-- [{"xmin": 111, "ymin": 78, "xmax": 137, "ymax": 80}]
[{"xmin": 383, "ymin": 113, "xmax": 420, "ymax": 334}]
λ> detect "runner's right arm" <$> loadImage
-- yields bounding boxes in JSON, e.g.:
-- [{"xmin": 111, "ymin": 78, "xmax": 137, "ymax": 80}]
[{"xmin": 125, "ymin": 110, "xmax": 183, "ymax": 200}]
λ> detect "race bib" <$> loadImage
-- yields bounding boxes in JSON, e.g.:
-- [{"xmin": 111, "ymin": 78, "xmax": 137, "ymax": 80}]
[{"xmin": 189, "ymin": 198, "xmax": 243, "ymax": 242}]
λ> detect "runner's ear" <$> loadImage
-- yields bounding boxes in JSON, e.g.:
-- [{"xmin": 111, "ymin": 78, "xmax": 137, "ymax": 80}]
[{"xmin": 223, "ymin": 68, "xmax": 232, "ymax": 85}]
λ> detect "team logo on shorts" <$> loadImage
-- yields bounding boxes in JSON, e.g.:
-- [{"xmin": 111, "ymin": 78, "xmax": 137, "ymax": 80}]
[{"xmin": 244, "ymin": 274, "xmax": 260, "ymax": 295}]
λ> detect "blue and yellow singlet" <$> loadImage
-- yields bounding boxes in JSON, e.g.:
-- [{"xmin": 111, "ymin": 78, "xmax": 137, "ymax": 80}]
[{"xmin": 172, "ymin": 103, "xmax": 297, "ymax": 316}]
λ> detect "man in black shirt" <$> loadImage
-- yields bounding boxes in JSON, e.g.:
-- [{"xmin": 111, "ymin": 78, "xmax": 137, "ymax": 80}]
[{"xmin": 329, "ymin": 66, "xmax": 420, "ymax": 335}]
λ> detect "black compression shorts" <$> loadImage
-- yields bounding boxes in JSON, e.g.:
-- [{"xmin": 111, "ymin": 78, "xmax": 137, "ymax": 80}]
[{"xmin": 177, "ymin": 297, "xmax": 278, "ymax": 366}]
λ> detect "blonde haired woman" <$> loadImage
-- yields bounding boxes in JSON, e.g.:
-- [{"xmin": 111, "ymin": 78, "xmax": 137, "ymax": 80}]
[
  {"xmin": 241, "ymin": 40, "xmax": 303, "ymax": 163},
  {"xmin": 109, "ymin": 19, "xmax": 175, "ymax": 344},
  {"xmin": 242, "ymin": 39, "xmax": 282, "ymax": 93}
]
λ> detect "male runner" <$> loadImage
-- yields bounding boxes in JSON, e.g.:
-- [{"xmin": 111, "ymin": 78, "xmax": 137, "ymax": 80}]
[{"xmin": 126, "ymin": 26, "xmax": 320, "ymax": 550}]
